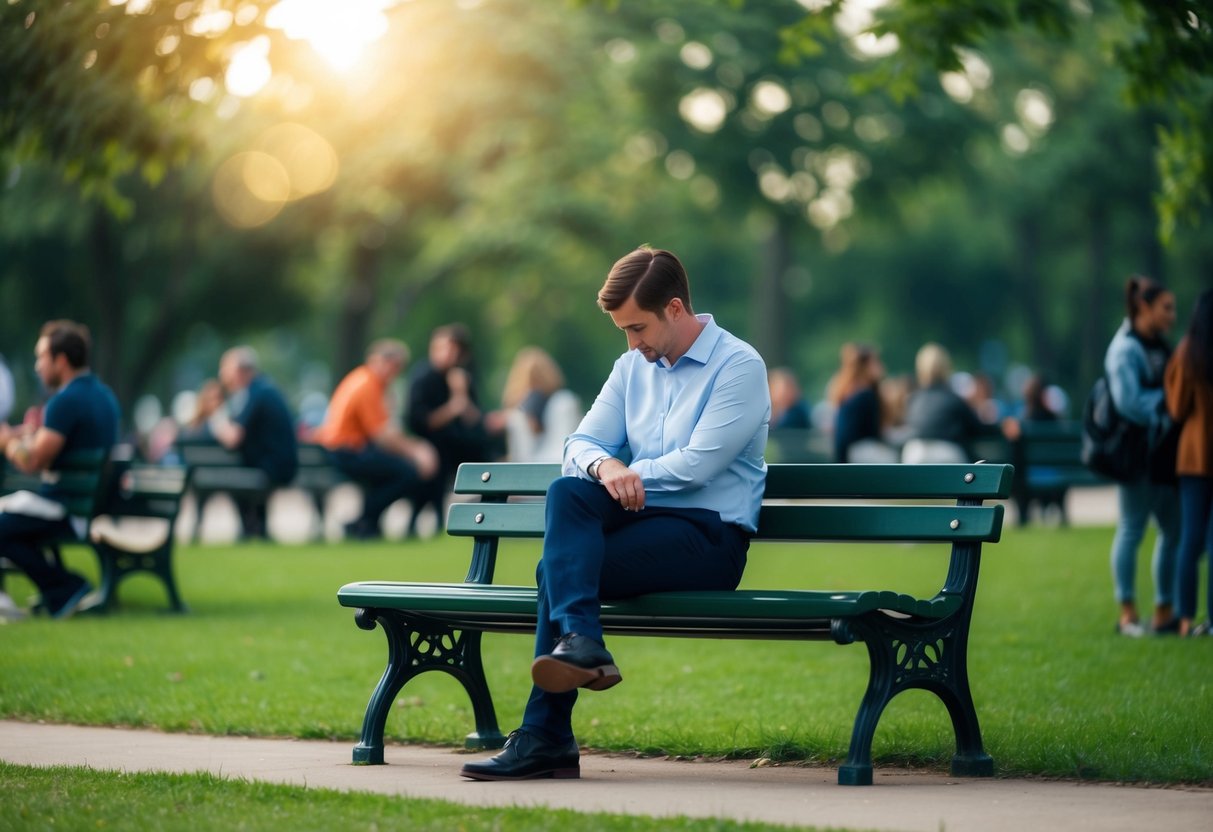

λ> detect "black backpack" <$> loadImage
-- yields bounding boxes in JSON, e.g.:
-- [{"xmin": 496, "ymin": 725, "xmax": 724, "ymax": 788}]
[{"xmin": 1080, "ymin": 375, "xmax": 1148, "ymax": 482}]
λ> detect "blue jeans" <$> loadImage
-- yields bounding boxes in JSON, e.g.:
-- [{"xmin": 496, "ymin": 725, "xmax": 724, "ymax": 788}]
[
  {"xmin": 521, "ymin": 477, "xmax": 749, "ymax": 742},
  {"xmin": 0, "ymin": 511, "xmax": 85, "ymax": 608},
  {"xmin": 1175, "ymin": 476, "xmax": 1213, "ymax": 622},
  {"xmin": 1110, "ymin": 478, "xmax": 1179, "ymax": 607}
]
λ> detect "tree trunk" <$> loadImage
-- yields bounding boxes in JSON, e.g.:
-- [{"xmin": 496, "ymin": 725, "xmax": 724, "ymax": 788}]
[
  {"xmin": 88, "ymin": 207, "xmax": 128, "ymax": 409},
  {"xmin": 335, "ymin": 242, "xmax": 381, "ymax": 377},
  {"xmin": 751, "ymin": 212, "xmax": 791, "ymax": 366},
  {"xmin": 1013, "ymin": 215, "xmax": 1056, "ymax": 377},
  {"xmin": 1080, "ymin": 201, "xmax": 1111, "ymax": 387}
]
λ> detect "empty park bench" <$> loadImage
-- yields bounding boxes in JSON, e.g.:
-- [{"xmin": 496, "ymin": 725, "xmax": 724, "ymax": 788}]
[
  {"xmin": 973, "ymin": 421, "xmax": 1103, "ymax": 525},
  {"xmin": 177, "ymin": 439, "xmax": 350, "ymax": 540},
  {"xmin": 88, "ymin": 460, "xmax": 190, "ymax": 612},
  {"xmin": 338, "ymin": 460, "xmax": 1014, "ymax": 786}
]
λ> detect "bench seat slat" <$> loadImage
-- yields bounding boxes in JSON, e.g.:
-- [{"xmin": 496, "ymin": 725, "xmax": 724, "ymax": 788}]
[
  {"xmin": 454, "ymin": 463, "xmax": 1014, "ymax": 501},
  {"xmin": 447, "ymin": 502, "xmax": 1003, "ymax": 543},
  {"xmin": 337, "ymin": 582, "xmax": 962, "ymax": 636}
]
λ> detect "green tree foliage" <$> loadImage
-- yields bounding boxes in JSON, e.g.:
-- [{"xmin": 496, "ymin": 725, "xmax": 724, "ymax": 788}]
[{"xmin": 780, "ymin": 0, "xmax": 1213, "ymax": 241}]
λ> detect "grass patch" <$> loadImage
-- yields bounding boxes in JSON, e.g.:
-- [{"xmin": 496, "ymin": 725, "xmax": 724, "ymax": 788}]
[
  {"xmin": 1, "ymin": 523, "xmax": 1209, "ymax": 784},
  {"xmin": 0, "ymin": 763, "xmax": 815, "ymax": 832}
]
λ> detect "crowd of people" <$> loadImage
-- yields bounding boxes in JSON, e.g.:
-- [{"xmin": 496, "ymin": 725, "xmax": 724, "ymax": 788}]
[{"xmin": 1, "ymin": 268, "xmax": 1209, "ymax": 644}]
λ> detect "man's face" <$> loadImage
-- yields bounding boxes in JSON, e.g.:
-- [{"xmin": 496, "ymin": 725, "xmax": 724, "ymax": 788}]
[
  {"xmin": 608, "ymin": 296, "xmax": 678, "ymax": 364},
  {"xmin": 34, "ymin": 336, "xmax": 64, "ymax": 390}
]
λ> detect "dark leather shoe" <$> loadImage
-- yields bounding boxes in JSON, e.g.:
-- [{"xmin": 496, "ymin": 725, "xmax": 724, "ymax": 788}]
[
  {"xmin": 460, "ymin": 729, "xmax": 580, "ymax": 781},
  {"xmin": 531, "ymin": 633, "xmax": 622, "ymax": 693}
]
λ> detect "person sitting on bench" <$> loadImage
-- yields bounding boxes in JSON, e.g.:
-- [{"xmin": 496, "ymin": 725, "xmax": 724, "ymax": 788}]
[
  {"xmin": 210, "ymin": 346, "xmax": 298, "ymax": 540},
  {"xmin": 314, "ymin": 339, "xmax": 439, "ymax": 540},
  {"xmin": 460, "ymin": 245, "xmax": 770, "ymax": 781},
  {"xmin": 0, "ymin": 320, "xmax": 119, "ymax": 619}
]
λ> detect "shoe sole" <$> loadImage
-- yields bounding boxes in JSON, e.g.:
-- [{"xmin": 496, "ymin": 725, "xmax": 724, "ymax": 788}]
[
  {"xmin": 460, "ymin": 766, "xmax": 580, "ymax": 781},
  {"xmin": 531, "ymin": 656, "xmax": 622, "ymax": 693}
]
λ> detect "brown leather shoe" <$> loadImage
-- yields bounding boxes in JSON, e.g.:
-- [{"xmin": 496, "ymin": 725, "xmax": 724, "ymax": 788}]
[{"xmin": 531, "ymin": 633, "xmax": 622, "ymax": 693}]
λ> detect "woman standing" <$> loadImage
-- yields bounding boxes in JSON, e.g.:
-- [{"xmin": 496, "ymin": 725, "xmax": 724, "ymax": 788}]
[
  {"xmin": 1165, "ymin": 288, "xmax": 1213, "ymax": 637},
  {"xmin": 1106, "ymin": 275, "xmax": 1180, "ymax": 637}
]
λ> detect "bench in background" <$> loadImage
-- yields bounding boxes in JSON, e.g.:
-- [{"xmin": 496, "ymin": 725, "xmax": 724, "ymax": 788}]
[
  {"xmin": 89, "ymin": 461, "xmax": 190, "ymax": 613},
  {"xmin": 176, "ymin": 439, "xmax": 353, "ymax": 541},
  {"xmin": 339, "ymin": 461, "xmax": 1014, "ymax": 786},
  {"xmin": 973, "ymin": 421, "xmax": 1104, "ymax": 525},
  {"xmin": 1, "ymin": 447, "xmax": 110, "ymax": 600}
]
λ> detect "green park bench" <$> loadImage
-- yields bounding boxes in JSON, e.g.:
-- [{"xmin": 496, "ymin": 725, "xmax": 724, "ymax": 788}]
[
  {"xmin": 972, "ymin": 421, "xmax": 1104, "ymax": 525},
  {"xmin": 88, "ymin": 460, "xmax": 191, "ymax": 613},
  {"xmin": 0, "ymin": 446, "xmax": 110, "ymax": 603},
  {"xmin": 177, "ymin": 439, "xmax": 352, "ymax": 540},
  {"xmin": 338, "ymin": 460, "xmax": 1014, "ymax": 786}
]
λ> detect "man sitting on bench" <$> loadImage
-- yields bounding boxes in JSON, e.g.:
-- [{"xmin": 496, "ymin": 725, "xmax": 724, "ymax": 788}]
[
  {"xmin": 460, "ymin": 246, "xmax": 770, "ymax": 781},
  {"xmin": 210, "ymin": 346, "xmax": 298, "ymax": 540},
  {"xmin": 0, "ymin": 320, "xmax": 120, "ymax": 619},
  {"xmin": 314, "ymin": 339, "xmax": 439, "ymax": 541}
]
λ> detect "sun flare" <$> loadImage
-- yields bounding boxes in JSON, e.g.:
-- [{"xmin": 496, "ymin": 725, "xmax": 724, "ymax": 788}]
[{"xmin": 266, "ymin": 0, "xmax": 391, "ymax": 72}]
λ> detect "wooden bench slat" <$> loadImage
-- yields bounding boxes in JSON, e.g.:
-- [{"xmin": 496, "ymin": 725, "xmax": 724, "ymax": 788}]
[
  {"xmin": 454, "ymin": 462, "xmax": 1014, "ymax": 500},
  {"xmin": 446, "ymin": 502, "xmax": 1004, "ymax": 542},
  {"xmin": 337, "ymin": 582, "xmax": 963, "ymax": 633}
]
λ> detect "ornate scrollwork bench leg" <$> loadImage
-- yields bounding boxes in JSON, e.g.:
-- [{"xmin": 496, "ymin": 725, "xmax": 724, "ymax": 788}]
[
  {"xmin": 350, "ymin": 607, "xmax": 507, "ymax": 764},
  {"xmin": 833, "ymin": 611, "xmax": 993, "ymax": 786}
]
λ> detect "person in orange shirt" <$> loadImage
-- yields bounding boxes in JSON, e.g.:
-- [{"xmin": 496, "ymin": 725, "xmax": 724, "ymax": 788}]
[{"xmin": 314, "ymin": 339, "xmax": 439, "ymax": 540}]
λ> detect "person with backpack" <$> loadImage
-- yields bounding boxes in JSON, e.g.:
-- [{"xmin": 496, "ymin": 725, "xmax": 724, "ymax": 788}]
[
  {"xmin": 1165, "ymin": 288, "xmax": 1213, "ymax": 638},
  {"xmin": 1104, "ymin": 275, "xmax": 1180, "ymax": 637}
]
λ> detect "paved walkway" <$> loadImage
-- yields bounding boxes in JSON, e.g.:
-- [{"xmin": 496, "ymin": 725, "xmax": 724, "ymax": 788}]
[{"xmin": 2, "ymin": 721, "xmax": 1209, "ymax": 831}]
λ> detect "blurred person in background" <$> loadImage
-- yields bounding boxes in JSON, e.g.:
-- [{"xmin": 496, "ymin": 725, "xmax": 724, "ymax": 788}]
[
  {"xmin": 210, "ymin": 347, "xmax": 298, "ymax": 540},
  {"xmin": 767, "ymin": 367, "xmax": 811, "ymax": 430},
  {"xmin": 407, "ymin": 323, "xmax": 503, "ymax": 535},
  {"xmin": 1165, "ymin": 288, "xmax": 1213, "ymax": 638},
  {"xmin": 826, "ymin": 343, "xmax": 897, "ymax": 463},
  {"xmin": 315, "ymin": 339, "xmax": 438, "ymax": 540},
  {"xmin": 0, "ymin": 321, "xmax": 119, "ymax": 620},
  {"xmin": 499, "ymin": 346, "xmax": 582, "ymax": 463},
  {"xmin": 901, "ymin": 343, "xmax": 984, "ymax": 464},
  {"xmin": 179, "ymin": 379, "xmax": 225, "ymax": 441},
  {"xmin": 0, "ymin": 352, "xmax": 13, "ymax": 424},
  {"xmin": 1104, "ymin": 275, "xmax": 1180, "ymax": 637}
]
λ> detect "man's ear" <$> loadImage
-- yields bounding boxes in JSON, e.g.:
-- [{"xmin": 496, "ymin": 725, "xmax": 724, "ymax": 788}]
[{"xmin": 667, "ymin": 298, "xmax": 685, "ymax": 320}]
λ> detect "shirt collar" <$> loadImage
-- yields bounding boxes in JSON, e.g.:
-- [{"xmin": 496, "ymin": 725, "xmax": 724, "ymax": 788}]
[{"xmin": 660, "ymin": 313, "xmax": 720, "ymax": 369}]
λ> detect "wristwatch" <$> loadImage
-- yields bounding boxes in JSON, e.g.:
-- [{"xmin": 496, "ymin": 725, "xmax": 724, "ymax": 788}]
[{"xmin": 588, "ymin": 456, "xmax": 609, "ymax": 480}]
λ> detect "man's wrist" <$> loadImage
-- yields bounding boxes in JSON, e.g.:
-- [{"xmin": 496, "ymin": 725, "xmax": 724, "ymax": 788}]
[{"xmin": 587, "ymin": 456, "xmax": 610, "ymax": 480}]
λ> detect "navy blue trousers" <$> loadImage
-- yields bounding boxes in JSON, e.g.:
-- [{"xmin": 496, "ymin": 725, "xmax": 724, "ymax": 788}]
[
  {"xmin": 0, "ymin": 511, "xmax": 84, "ymax": 608},
  {"xmin": 1175, "ymin": 475, "xmax": 1213, "ymax": 622},
  {"xmin": 521, "ymin": 476, "xmax": 749, "ymax": 742}
]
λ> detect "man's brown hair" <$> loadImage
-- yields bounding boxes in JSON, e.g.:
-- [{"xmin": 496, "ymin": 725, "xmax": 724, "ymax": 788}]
[{"xmin": 597, "ymin": 246, "xmax": 692, "ymax": 317}]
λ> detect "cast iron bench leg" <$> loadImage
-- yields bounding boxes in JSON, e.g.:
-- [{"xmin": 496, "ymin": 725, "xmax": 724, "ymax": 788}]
[
  {"xmin": 837, "ymin": 613, "xmax": 993, "ymax": 785},
  {"xmin": 350, "ymin": 610, "xmax": 506, "ymax": 764}
]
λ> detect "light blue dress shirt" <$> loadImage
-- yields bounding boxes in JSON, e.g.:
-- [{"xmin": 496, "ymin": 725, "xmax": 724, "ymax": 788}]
[{"xmin": 563, "ymin": 314, "xmax": 770, "ymax": 532}]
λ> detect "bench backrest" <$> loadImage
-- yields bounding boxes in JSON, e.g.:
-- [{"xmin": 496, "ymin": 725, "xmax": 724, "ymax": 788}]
[
  {"xmin": 449, "ymin": 462, "xmax": 1013, "ymax": 600},
  {"xmin": 99, "ymin": 462, "xmax": 190, "ymax": 520}
]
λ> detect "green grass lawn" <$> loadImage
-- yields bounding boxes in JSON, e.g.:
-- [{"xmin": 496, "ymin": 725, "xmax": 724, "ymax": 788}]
[
  {"xmin": 0, "ymin": 764, "xmax": 810, "ymax": 832},
  {"xmin": 1, "ymin": 523, "xmax": 1209, "ymax": 785}
]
